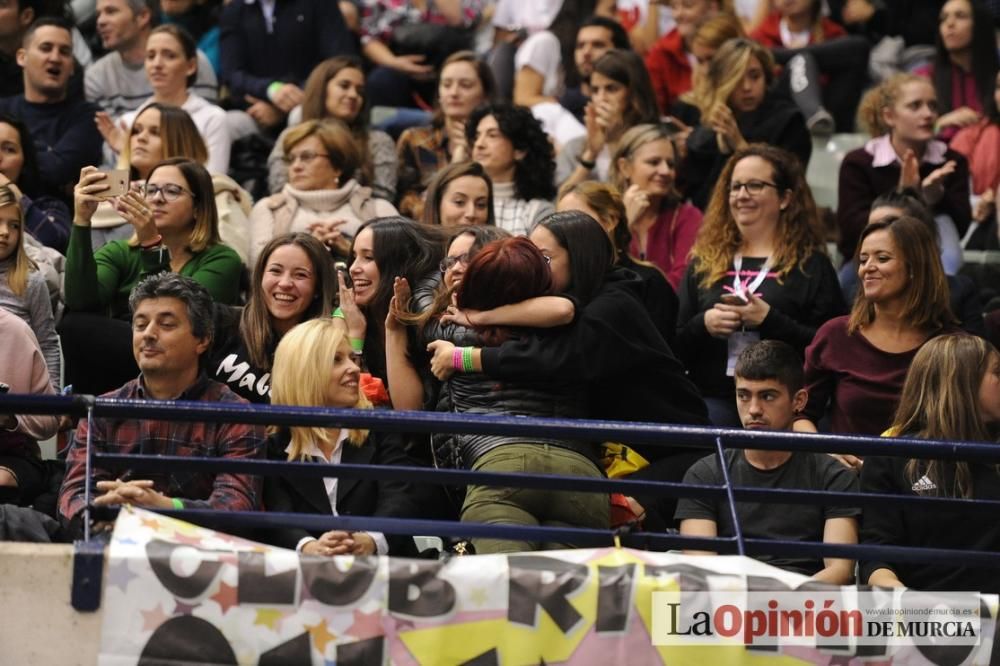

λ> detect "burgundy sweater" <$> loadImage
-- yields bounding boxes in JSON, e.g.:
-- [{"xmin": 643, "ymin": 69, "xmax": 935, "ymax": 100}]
[
  {"xmin": 803, "ymin": 316, "xmax": 956, "ymax": 436},
  {"xmin": 835, "ymin": 144, "xmax": 971, "ymax": 262}
]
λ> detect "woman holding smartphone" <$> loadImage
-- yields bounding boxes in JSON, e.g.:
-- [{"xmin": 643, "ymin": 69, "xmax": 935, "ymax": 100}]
[{"xmin": 675, "ymin": 144, "xmax": 845, "ymax": 426}]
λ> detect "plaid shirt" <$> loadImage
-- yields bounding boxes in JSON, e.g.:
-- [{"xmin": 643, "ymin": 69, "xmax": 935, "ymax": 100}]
[
  {"xmin": 58, "ymin": 375, "xmax": 265, "ymax": 526},
  {"xmin": 396, "ymin": 124, "xmax": 450, "ymax": 219}
]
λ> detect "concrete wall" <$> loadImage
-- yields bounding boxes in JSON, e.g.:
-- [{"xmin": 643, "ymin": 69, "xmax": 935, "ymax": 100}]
[{"xmin": 0, "ymin": 543, "xmax": 101, "ymax": 664}]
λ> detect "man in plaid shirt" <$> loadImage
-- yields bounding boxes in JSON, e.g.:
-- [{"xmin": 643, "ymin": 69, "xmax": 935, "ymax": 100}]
[{"xmin": 59, "ymin": 273, "xmax": 265, "ymax": 536}]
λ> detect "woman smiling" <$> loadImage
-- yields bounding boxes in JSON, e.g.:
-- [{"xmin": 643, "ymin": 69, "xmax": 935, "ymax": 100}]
[{"xmin": 209, "ymin": 233, "xmax": 336, "ymax": 403}]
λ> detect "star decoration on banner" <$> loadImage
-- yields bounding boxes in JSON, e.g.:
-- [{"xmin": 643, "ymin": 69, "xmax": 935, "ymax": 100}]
[
  {"xmin": 254, "ymin": 608, "xmax": 285, "ymax": 631},
  {"xmin": 141, "ymin": 604, "xmax": 170, "ymax": 632},
  {"xmin": 114, "ymin": 537, "xmax": 138, "ymax": 546},
  {"xmin": 468, "ymin": 587, "xmax": 489, "ymax": 607},
  {"xmin": 172, "ymin": 599, "xmax": 198, "ymax": 615},
  {"xmin": 345, "ymin": 608, "xmax": 384, "ymax": 639},
  {"xmin": 139, "ymin": 517, "xmax": 162, "ymax": 531},
  {"xmin": 173, "ymin": 532, "xmax": 206, "ymax": 547},
  {"xmin": 306, "ymin": 620, "xmax": 337, "ymax": 653},
  {"xmin": 210, "ymin": 580, "xmax": 239, "ymax": 614},
  {"xmin": 106, "ymin": 558, "xmax": 138, "ymax": 591}
]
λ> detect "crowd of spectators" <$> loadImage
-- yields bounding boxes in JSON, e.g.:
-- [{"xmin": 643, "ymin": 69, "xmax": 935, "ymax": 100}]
[{"xmin": 0, "ymin": 0, "xmax": 999, "ymax": 594}]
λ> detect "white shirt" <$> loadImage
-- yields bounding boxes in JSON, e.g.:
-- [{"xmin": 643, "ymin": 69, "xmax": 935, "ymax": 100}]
[{"xmin": 286, "ymin": 431, "xmax": 389, "ymax": 556}]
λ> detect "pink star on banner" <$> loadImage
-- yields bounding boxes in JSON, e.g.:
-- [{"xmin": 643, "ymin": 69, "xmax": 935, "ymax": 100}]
[
  {"xmin": 141, "ymin": 604, "xmax": 170, "ymax": 632},
  {"xmin": 345, "ymin": 608, "xmax": 384, "ymax": 640}
]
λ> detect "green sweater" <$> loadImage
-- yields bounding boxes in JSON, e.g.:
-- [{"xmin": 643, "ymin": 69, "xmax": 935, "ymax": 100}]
[{"xmin": 65, "ymin": 224, "xmax": 243, "ymax": 318}]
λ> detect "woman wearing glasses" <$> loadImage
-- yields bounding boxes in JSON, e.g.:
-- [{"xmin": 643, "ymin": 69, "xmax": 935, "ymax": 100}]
[
  {"xmin": 675, "ymin": 144, "xmax": 845, "ymax": 426},
  {"xmin": 248, "ymin": 119, "xmax": 397, "ymax": 267},
  {"xmin": 63, "ymin": 157, "xmax": 242, "ymax": 393}
]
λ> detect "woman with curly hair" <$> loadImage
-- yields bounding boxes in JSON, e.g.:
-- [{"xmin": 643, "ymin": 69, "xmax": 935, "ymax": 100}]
[
  {"xmin": 467, "ymin": 103, "xmax": 556, "ymax": 236},
  {"xmin": 676, "ymin": 144, "xmax": 845, "ymax": 426}
]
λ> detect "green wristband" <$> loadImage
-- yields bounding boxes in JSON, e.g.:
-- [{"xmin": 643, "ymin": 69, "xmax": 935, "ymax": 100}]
[
  {"xmin": 171, "ymin": 498, "xmax": 184, "ymax": 510},
  {"xmin": 267, "ymin": 81, "xmax": 283, "ymax": 101},
  {"xmin": 462, "ymin": 346, "xmax": 474, "ymax": 373},
  {"xmin": 332, "ymin": 307, "xmax": 345, "ymax": 320},
  {"xmin": 350, "ymin": 337, "xmax": 365, "ymax": 353}
]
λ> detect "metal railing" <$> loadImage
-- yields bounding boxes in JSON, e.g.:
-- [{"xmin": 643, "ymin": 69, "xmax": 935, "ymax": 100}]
[{"xmin": 2, "ymin": 392, "xmax": 999, "ymax": 606}]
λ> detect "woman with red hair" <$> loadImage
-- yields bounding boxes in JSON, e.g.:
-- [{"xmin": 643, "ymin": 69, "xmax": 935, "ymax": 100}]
[{"xmin": 391, "ymin": 236, "xmax": 609, "ymax": 554}]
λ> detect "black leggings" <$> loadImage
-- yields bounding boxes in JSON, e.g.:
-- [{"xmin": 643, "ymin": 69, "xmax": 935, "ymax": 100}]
[
  {"xmin": 59, "ymin": 312, "xmax": 137, "ymax": 396},
  {"xmin": 772, "ymin": 35, "xmax": 871, "ymax": 132}
]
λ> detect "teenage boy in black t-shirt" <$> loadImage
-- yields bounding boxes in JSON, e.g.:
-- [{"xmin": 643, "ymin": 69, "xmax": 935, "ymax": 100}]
[{"xmin": 675, "ymin": 340, "xmax": 860, "ymax": 583}]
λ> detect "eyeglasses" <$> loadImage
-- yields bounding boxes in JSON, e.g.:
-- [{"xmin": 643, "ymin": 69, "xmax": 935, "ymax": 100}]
[
  {"xmin": 282, "ymin": 150, "xmax": 331, "ymax": 165},
  {"xmin": 729, "ymin": 180, "xmax": 779, "ymax": 196},
  {"xmin": 440, "ymin": 253, "xmax": 470, "ymax": 272},
  {"xmin": 143, "ymin": 183, "xmax": 195, "ymax": 202}
]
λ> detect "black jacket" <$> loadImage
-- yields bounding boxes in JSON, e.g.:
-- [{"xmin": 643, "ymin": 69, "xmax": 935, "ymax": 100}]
[
  {"xmin": 262, "ymin": 429, "xmax": 420, "ymax": 556},
  {"xmin": 219, "ymin": 0, "xmax": 356, "ymax": 104},
  {"xmin": 682, "ymin": 94, "xmax": 811, "ymax": 210},
  {"xmin": 479, "ymin": 268, "xmax": 709, "ymax": 461}
]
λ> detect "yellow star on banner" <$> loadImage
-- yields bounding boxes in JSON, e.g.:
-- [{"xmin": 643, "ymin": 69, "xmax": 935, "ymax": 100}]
[
  {"xmin": 254, "ymin": 608, "xmax": 284, "ymax": 631},
  {"xmin": 468, "ymin": 587, "xmax": 489, "ymax": 607},
  {"xmin": 306, "ymin": 620, "xmax": 337, "ymax": 653}
]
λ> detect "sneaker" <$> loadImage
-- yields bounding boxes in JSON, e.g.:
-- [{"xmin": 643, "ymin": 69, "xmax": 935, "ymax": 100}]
[{"xmin": 807, "ymin": 109, "xmax": 835, "ymax": 136}]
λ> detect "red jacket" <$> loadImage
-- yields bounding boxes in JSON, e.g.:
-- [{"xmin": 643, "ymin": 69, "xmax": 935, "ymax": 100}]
[
  {"xmin": 645, "ymin": 29, "xmax": 691, "ymax": 114},
  {"xmin": 751, "ymin": 12, "xmax": 846, "ymax": 47}
]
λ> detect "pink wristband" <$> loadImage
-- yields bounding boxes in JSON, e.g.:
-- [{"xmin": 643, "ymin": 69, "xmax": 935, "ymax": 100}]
[{"xmin": 452, "ymin": 347, "xmax": 463, "ymax": 371}]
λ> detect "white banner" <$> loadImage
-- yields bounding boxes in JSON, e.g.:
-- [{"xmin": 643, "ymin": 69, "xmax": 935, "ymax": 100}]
[{"xmin": 98, "ymin": 508, "xmax": 998, "ymax": 665}]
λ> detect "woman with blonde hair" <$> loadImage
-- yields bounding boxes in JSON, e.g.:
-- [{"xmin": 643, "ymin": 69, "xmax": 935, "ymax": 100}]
[
  {"xmin": 838, "ymin": 74, "xmax": 970, "ymax": 279},
  {"xmin": 609, "ymin": 124, "xmax": 701, "ymax": 290},
  {"xmin": 0, "ymin": 184, "xmax": 59, "ymax": 388},
  {"xmin": 860, "ymin": 334, "xmax": 1000, "ymax": 592},
  {"xmin": 263, "ymin": 317, "xmax": 421, "ymax": 557},
  {"xmin": 676, "ymin": 144, "xmax": 844, "ymax": 426},
  {"xmin": 248, "ymin": 119, "xmax": 397, "ymax": 266},
  {"xmin": 800, "ymin": 216, "xmax": 959, "ymax": 439},
  {"xmin": 683, "ymin": 38, "xmax": 810, "ymax": 209}
]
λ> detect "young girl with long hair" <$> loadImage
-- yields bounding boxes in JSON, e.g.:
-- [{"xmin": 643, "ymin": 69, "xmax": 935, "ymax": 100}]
[
  {"xmin": 861, "ymin": 334, "xmax": 1000, "ymax": 592},
  {"xmin": 0, "ymin": 184, "xmax": 59, "ymax": 389}
]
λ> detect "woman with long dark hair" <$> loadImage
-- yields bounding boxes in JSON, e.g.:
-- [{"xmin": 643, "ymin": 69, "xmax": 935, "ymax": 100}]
[
  {"xmin": 422, "ymin": 236, "xmax": 609, "ymax": 554},
  {"xmin": 210, "ymin": 233, "xmax": 336, "ymax": 403},
  {"xmin": 556, "ymin": 49, "xmax": 660, "ymax": 190},
  {"xmin": 396, "ymin": 51, "xmax": 497, "ymax": 220},
  {"xmin": 922, "ymin": 0, "xmax": 1000, "ymax": 140},
  {"xmin": 268, "ymin": 55, "xmax": 398, "ymax": 202},
  {"xmin": 861, "ymin": 334, "xmax": 1000, "ymax": 592},
  {"xmin": 338, "ymin": 217, "xmax": 444, "ymax": 389},
  {"xmin": 800, "ymin": 216, "xmax": 960, "ymax": 439}
]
